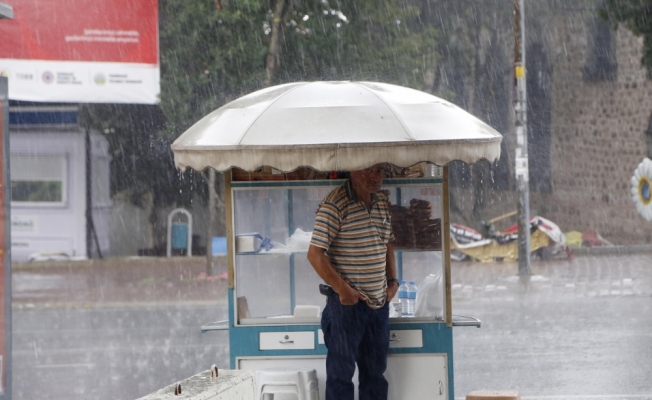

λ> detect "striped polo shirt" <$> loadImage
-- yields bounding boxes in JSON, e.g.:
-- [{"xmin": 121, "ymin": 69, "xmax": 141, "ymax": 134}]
[{"xmin": 310, "ymin": 180, "xmax": 394, "ymax": 308}]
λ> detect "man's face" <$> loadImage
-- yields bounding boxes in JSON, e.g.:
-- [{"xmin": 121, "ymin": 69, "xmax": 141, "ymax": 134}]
[{"xmin": 350, "ymin": 164, "xmax": 387, "ymax": 197}]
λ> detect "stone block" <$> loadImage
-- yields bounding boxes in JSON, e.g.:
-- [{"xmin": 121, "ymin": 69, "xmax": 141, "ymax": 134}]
[{"xmin": 137, "ymin": 369, "xmax": 255, "ymax": 400}]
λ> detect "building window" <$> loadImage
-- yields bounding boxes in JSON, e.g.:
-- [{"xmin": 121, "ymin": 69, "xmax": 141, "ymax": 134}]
[{"xmin": 11, "ymin": 154, "xmax": 66, "ymax": 204}]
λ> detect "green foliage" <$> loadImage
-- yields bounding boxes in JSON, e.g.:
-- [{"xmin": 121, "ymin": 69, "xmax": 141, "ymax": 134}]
[
  {"xmin": 158, "ymin": 0, "xmax": 440, "ymax": 137},
  {"xmin": 600, "ymin": 0, "xmax": 652, "ymax": 76},
  {"xmin": 276, "ymin": 1, "xmax": 439, "ymax": 86},
  {"xmin": 85, "ymin": 0, "xmax": 441, "ymax": 208},
  {"xmin": 79, "ymin": 104, "xmax": 206, "ymax": 208},
  {"xmin": 158, "ymin": 0, "xmax": 270, "ymax": 136}
]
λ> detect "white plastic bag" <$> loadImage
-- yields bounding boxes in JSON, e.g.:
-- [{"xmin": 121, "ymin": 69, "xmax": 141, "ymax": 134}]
[
  {"xmin": 285, "ymin": 228, "xmax": 312, "ymax": 251},
  {"xmin": 414, "ymin": 272, "xmax": 444, "ymax": 318}
]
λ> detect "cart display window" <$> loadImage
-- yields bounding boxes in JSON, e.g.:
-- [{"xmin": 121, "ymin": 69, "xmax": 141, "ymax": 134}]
[{"xmin": 232, "ymin": 178, "xmax": 446, "ymax": 325}]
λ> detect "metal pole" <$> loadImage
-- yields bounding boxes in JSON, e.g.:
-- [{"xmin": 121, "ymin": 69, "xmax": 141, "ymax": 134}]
[
  {"xmin": 1, "ymin": 74, "xmax": 12, "ymax": 400},
  {"xmin": 514, "ymin": 0, "xmax": 531, "ymax": 275},
  {"xmin": 85, "ymin": 129, "xmax": 93, "ymax": 259},
  {"xmin": 206, "ymin": 168, "xmax": 216, "ymax": 274},
  {"xmin": 85, "ymin": 129, "xmax": 103, "ymax": 259},
  {"xmin": 1, "ymin": 10, "xmax": 14, "ymax": 398}
]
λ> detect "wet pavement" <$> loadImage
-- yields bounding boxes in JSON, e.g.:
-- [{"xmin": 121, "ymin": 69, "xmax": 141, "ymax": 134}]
[
  {"xmin": 10, "ymin": 252, "xmax": 652, "ymax": 399},
  {"xmin": 451, "ymin": 254, "xmax": 652, "ymax": 399},
  {"xmin": 12, "ymin": 253, "xmax": 651, "ymax": 310},
  {"xmin": 451, "ymin": 253, "xmax": 652, "ymax": 302},
  {"xmin": 12, "ymin": 256, "xmax": 230, "ymax": 309},
  {"xmin": 12, "ymin": 256, "xmax": 231, "ymax": 400}
]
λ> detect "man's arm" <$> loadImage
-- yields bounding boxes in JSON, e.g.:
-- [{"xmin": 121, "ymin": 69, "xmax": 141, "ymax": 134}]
[
  {"xmin": 307, "ymin": 244, "xmax": 365, "ymax": 305},
  {"xmin": 385, "ymin": 242, "xmax": 398, "ymax": 302}
]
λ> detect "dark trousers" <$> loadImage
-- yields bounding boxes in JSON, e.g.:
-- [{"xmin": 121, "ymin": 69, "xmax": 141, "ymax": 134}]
[{"xmin": 321, "ymin": 294, "xmax": 390, "ymax": 400}]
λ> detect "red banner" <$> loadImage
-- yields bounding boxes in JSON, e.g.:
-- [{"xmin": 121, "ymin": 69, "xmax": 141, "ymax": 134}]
[
  {"xmin": 1, "ymin": 0, "xmax": 157, "ymax": 63},
  {"xmin": 0, "ymin": 0, "xmax": 159, "ymax": 103}
]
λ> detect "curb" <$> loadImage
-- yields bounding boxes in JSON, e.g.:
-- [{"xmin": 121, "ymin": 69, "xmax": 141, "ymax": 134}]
[{"xmin": 571, "ymin": 245, "xmax": 652, "ymax": 256}]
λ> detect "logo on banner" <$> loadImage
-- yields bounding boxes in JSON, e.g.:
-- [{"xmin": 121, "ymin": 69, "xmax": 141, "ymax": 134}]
[
  {"xmin": 42, "ymin": 71, "xmax": 54, "ymax": 84},
  {"xmin": 94, "ymin": 73, "xmax": 106, "ymax": 85}
]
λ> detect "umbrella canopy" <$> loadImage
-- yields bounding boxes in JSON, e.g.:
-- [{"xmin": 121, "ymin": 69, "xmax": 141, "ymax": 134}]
[{"xmin": 172, "ymin": 81, "xmax": 503, "ymax": 172}]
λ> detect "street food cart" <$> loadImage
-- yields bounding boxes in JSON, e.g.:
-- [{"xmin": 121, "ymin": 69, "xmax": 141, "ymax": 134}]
[{"xmin": 171, "ymin": 81, "xmax": 503, "ymax": 400}]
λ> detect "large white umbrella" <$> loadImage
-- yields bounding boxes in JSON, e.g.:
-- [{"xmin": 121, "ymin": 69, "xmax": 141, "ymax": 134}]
[{"xmin": 171, "ymin": 81, "xmax": 503, "ymax": 172}]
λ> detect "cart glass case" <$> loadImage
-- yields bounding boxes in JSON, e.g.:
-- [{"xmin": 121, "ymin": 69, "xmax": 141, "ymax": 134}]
[
  {"xmin": 231, "ymin": 177, "xmax": 445, "ymax": 326},
  {"xmin": 224, "ymin": 168, "xmax": 460, "ymax": 400}
]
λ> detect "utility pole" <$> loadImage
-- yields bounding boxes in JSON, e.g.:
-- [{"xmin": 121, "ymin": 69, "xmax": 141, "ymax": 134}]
[{"xmin": 514, "ymin": 0, "xmax": 531, "ymax": 275}]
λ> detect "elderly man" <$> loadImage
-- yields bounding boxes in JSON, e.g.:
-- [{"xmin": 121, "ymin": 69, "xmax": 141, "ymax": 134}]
[{"xmin": 307, "ymin": 164, "xmax": 398, "ymax": 400}]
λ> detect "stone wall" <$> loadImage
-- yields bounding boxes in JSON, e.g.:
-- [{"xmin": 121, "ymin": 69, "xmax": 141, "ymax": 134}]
[
  {"xmin": 442, "ymin": 2, "xmax": 652, "ymax": 245},
  {"xmin": 530, "ymin": 6, "xmax": 652, "ymax": 244}
]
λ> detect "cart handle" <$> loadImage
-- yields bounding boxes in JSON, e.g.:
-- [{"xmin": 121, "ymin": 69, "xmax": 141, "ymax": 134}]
[
  {"xmin": 452, "ymin": 315, "xmax": 481, "ymax": 328},
  {"xmin": 200, "ymin": 319, "xmax": 229, "ymax": 333}
]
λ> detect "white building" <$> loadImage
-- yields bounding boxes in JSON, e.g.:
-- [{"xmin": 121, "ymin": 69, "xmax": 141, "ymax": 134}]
[{"xmin": 9, "ymin": 105, "xmax": 111, "ymax": 261}]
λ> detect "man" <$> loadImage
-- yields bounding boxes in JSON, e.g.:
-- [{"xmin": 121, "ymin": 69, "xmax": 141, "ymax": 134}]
[{"xmin": 307, "ymin": 164, "xmax": 399, "ymax": 400}]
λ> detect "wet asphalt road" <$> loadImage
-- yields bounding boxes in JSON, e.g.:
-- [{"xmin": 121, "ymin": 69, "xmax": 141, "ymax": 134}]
[
  {"xmin": 452, "ymin": 254, "xmax": 652, "ymax": 399},
  {"xmin": 13, "ymin": 306, "xmax": 230, "ymax": 399},
  {"xmin": 11, "ymin": 253, "xmax": 652, "ymax": 399}
]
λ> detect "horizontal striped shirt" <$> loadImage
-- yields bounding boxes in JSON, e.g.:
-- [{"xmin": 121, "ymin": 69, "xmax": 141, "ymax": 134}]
[{"xmin": 310, "ymin": 180, "xmax": 394, "ymax": 308}]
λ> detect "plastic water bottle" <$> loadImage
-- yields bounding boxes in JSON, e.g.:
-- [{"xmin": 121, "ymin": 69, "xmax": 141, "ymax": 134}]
[
  {"xmin": 406, "ymin": 281, "xmax": 418, "ymax": 317},
  {"xmin": 398, "ymin": 280, "xmax": 408, "ymax": 317}
]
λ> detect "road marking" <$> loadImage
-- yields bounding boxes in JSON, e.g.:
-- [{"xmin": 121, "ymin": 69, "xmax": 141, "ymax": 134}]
[{"xmin": 35, "ymin": 363, "xmax": 94, "ymax": 369}]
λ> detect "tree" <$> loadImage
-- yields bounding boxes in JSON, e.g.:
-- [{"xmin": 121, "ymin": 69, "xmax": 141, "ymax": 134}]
[
  {"xmin": 271, "ymin": 0, "xmax": 439, "ymax": 87},
  {"xmin": 78, "ymin": 104, "xmax": 205, "ymax": 210},
  {"xmin": 158, "ymin": 0, "xmax": 270, "ymax": 137},
  {"xmin": 82, "ymin": 0, "xmax": 442, "ymax": 255},
  {"xmin": 157, "ymin": 0, "xmax": 440, "ymax": 137},
  {"xmin": 600, "ymin": 0, "xmax": 652, "ymax": 76},
  {"xmin": 85, "ymin": 0, "xmax": 442, "ymax": 200}
]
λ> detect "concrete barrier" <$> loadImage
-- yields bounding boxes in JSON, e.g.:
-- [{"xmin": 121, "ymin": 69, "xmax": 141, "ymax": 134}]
[{"xmin": 137, "ymin": 369, "xmax": 254, "ymax": 400}]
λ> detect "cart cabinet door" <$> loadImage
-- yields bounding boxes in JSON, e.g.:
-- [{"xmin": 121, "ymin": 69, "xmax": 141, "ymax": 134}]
[{"xmin": 385, "ymin": 354, "xmax": 448, "ymax": 400}]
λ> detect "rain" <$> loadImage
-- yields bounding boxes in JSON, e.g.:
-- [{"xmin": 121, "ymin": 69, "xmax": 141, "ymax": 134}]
[{"xmin": 1, "ymin": 0, "xmax": 652, "ymax": 399}]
